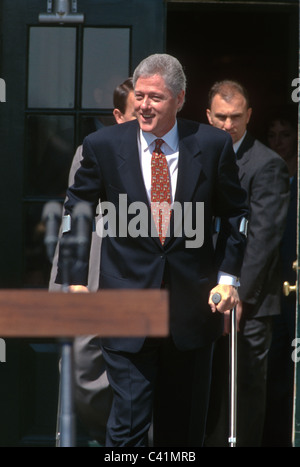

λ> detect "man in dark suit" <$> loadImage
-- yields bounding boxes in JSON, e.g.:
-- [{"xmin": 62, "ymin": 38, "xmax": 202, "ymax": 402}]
[
  {"xmin": 205, "ymin": 80, "xmax": 290, "ymax": 446},
  {"xmin": 56, "ymin": 55, "xmax": 248, "ymax": 447}
]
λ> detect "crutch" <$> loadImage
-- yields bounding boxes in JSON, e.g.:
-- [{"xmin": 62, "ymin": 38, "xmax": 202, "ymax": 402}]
[
  {"xmin": 212, "ymin": 293, "xmax": 237, "ymax": 447},
  {"xmin": 228, "ymin": 305, "xmax": 237, "ymax": 447}
]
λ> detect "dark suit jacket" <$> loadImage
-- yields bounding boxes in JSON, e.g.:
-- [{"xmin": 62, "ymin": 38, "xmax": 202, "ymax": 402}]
[
  {"xmin": 236, "ymin": 132, "xmax": 290, "ymax": 318},
  {"xmin": 57, "ymin": 118, "xmax": 248, "ymax": 352}
]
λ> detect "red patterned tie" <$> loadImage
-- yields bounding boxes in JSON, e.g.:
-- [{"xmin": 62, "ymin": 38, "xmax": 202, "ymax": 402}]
[{"xmin": 151, "ymin": 138, "xmax": 171, "ymax": 244}]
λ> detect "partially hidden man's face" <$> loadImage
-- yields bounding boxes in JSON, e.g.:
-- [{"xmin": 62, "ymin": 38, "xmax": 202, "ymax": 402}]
[
  {"xmin": 134, "ymin": 74, "xmax": 185, "ymax": 137},
  {"xmin": 267, "ymin": 120, "xmax": 297, "ymax": 162},
  {"xmin": 206, "ymin": 93, "xmax": 252, "ymax": 144},
  {"xmin": 122, "ymin": 91, "xmax": 137, "ymax": 122},
  {"xmin": 113, "ymin": 91, "xmax": 137, "ymax": 124}
]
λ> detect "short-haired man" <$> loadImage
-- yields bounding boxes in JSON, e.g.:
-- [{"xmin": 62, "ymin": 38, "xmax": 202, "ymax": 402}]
[{"xmin": 206, "ymin": 80, "xmax": 290, "ymax": 446}]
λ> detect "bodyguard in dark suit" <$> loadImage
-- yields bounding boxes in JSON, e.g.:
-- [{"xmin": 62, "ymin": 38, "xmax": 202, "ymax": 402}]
[
  {"xmin": 205, "ymin": 80, "xmax": 290, "ymax": 446},
  {"xmin": 56, "ymin": 55, "xmax": 248, "ymax": 447}
]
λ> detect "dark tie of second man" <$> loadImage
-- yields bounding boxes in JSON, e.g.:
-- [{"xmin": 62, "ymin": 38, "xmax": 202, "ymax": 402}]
[{"xmin": 151, "ymin": 138, "xmax": 171, "ymax": 245}]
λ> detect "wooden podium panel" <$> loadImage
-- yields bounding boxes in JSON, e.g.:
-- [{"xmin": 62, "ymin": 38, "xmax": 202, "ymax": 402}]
[{"xmin": 0, "ymin": 289, "xmax": 169, "ymax": 338}]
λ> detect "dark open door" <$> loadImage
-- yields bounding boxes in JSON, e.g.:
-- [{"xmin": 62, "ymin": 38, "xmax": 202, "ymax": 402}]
[
  {"xmin": 293, "ymin": 217, "xmax": 300, "ymax": 445},
  {"xmin": 292, "ymin": 4, "xmax": 300, "ymax": 445},
  {"xmin": 166, "ymin": 0, "xmax": 298, "ymax": 448},
  {"xmin": 0, "ymin": 0, "xmax": 165, "ymax": 446}
]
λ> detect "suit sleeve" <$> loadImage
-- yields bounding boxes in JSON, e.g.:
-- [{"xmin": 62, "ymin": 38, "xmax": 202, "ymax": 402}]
[
  {"xmin": 238, "ymin": 157, "xmax": 290, "ymax": 304},
  {"xmin": 213, "ymin": 134, "xmax": 249, "ymax": 278}
]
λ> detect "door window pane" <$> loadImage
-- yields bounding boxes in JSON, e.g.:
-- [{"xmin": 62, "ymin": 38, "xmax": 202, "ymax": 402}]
[
  {"xmin": 28, "ymin": 27, "xmax": 76, "ymax": 108},
  {"xmin": 80, "ymin": 115, "xmax": 116, "ymax": 142},
  {"xmin": 82, "ymin": 28, "xmax": 130, "ymax": 108},
  {"xmin": 26, "ymin": 115, "xmax": 74, "ymax": 197},
  {"xmin": 23, "ymin": 202, "xmax": 54, "ymax": 288}
]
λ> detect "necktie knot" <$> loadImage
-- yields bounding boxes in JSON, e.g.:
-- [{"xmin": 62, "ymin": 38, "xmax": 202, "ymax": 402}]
[{"xmin": 154, "ymin": 138, "xmax": 164, "ymax": 155}]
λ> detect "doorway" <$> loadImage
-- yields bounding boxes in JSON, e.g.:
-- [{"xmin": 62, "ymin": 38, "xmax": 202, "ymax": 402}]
[
  {"xmin": 166, "ymin": 0, "xmax": 299, "ymax": 447},
  {"xmin": 166, "ymin": 2, "xmax": 298, "ymax": 142}
]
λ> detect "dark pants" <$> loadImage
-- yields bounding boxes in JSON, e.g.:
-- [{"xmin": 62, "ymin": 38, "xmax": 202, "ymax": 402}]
[
  {"xmin": 73, "ymin": 335, "xmax": 112, "ymax": 445},
  {"xmin": 101, "ymin": 337, "xmax": 213, "ymax": 447},
  {"xmin": 205, "ymin": 316, "xmax": 273, "ymax": 447}
]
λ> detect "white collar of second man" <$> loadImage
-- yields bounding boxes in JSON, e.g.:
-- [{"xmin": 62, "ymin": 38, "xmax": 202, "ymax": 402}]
[{"xmin": 233, "ymin": 131, "xmax": 247, "ymax": 154}]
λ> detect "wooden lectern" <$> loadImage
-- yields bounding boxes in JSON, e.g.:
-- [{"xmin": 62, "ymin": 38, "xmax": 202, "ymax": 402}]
[{"xmin": 0, "ymin": 288, "xmax": 169, "ymax": 446}]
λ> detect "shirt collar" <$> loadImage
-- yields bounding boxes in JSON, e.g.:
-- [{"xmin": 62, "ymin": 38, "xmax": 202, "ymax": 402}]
[
  {"xmin": 233, "ymin": 130, "xmax": 247, "ymax": 154},
  {"xmin": 140, "ymin": 121, "xmax": 179, "ymax": 154}
]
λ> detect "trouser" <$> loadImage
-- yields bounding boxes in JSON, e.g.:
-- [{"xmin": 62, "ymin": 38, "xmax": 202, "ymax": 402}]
[
  {"xmin": 73, "ymin": 335, "xmax": 113, "ymax": 445},
  {"xmin": 101, "ymin": 336, "xmax": 214, "ymax": 447},
  {"xmin": 205, "ymin": 316, "xmax": 273, "ymax": 447}
]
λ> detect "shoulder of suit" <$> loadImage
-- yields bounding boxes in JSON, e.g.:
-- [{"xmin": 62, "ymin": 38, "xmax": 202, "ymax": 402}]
[
  {"xmin": 249, "ymin": 137, "xmax": 286, "ymax": 162},
  {"xmin": 242, "ymin": 136, "xmax": 289, "ymax": 173},
  {"xmin": 84, "ymin": 119, "xmax": 138, "ymax": 144},
  {"xmin": 178, "ymin": 118, "xmax": 231, "ymax": 142}
]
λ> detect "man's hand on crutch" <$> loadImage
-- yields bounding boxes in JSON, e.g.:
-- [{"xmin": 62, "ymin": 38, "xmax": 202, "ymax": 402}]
[{"xmin": 208, "ymin": 284, "xmax": 239, "ymax": 314}]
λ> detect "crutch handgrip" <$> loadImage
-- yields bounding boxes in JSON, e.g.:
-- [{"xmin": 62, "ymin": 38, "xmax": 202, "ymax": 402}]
[{"xmin": 212, "ymin": 292, "xmax": 222, "ymax": 304}]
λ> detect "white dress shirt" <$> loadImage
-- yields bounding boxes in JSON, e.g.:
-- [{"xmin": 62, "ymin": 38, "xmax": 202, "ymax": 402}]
[
  {"xmin": 233, "ymin": 131, "xmax": 247, "ymax": 154},
  {"xmin": 137, "ymin": 122, "xmax": 239, "ymax": 287},
  {"xmin": 138, "ymin": 122, "xmax": 179, "ymax": 204}
]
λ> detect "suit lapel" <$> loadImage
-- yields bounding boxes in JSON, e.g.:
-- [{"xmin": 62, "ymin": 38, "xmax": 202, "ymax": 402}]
[
  {"xmin": 117, "ymin": 120, "xmax": 149, "ymax": 207},
  {"xmin": 236, "ymin": 132, "xmax": 255, "ymax": 181},
  {"xmin": 174, "ymin": 120, "xmax": 203, "ymax": 204},
  {"xmin": 118, "ymin": 119, "xmax": 203, "ymax": 206},
  {"xmin": 164, "ymin": 120, "xmax": 204, "ymax": 247},
  {"xmin": 116, "ymin": 120, "xmax": 204, "ymax": 248},
  {"xmin": 116, "ymin": 121, "xmax": 161, "ymax": 246}
]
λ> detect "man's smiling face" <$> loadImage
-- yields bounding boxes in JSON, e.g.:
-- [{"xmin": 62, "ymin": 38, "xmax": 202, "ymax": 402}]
[{"xmin": 134, "ymin": 74, "xmax": 185, "ymax": 137}]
